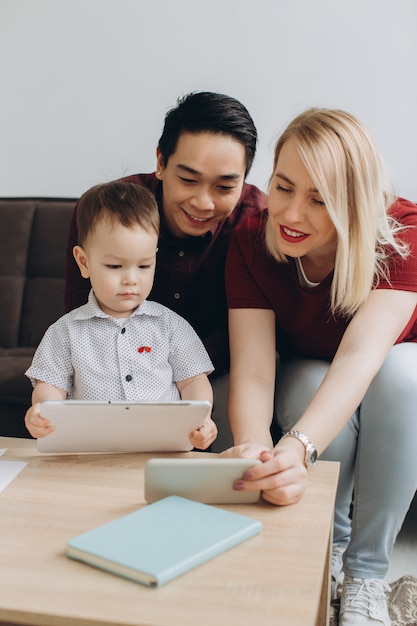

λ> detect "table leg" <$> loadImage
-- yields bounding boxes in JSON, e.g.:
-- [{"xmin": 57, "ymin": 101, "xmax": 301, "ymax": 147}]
[{"xmin": 316, "ymin": 526, "xmax": 333, "ymax": 626}]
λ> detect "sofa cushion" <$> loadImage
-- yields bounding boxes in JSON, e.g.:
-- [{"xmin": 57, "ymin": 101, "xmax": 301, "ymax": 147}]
[
  {"xmin": 0, "ymin": 202, "xmax": 35, "ymax": 347},
  {"xmin": 0, "ymin": 350, "xmax": 34, "ymax": 403},
  {"xmin": 0, "ymin": 277, "xmax": 26, "ymax": 349},
  {"xmin": 0, "ymin": 199, "xmax": 75, "ymax": 349},
  {"xmin": 0, "ymin": 198, "xmax": 76, "ymax": 437}
]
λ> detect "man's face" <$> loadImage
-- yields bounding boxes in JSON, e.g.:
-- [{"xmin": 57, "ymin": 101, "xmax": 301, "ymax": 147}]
[{"xmin": 156, "ymin": 132, "xmax": 246, "ymax": 238}]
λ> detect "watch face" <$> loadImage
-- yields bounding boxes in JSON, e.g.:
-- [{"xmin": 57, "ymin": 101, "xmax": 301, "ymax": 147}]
[{"xmin": 309, "ymin": 448, "xmax": 318, "ymax": 466}]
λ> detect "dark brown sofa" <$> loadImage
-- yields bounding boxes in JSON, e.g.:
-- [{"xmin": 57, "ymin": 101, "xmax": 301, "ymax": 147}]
[{"xmin": 0, "ymin": 198, "xmax": 76, "ymax": 437}]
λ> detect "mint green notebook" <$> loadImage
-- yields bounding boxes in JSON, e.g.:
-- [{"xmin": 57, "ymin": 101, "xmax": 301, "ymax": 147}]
[{"xmin": 67, "ymin": 496, "xmax": 262, "ymax": 587}]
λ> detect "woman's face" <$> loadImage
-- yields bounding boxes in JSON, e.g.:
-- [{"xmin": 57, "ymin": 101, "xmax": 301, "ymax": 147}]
[
  {"xmin": 155, "ymin": 131, "xmax": 246, "ymax": 238},
  {"xmin": 268, "ymin": 137, "xmax": 337, "ymax": 267}
]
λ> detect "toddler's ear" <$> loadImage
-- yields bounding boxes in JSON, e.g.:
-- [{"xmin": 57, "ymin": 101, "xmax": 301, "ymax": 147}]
[{"xmin": 73, "ymin": 245, "xmax": 90, "ymax": 279}]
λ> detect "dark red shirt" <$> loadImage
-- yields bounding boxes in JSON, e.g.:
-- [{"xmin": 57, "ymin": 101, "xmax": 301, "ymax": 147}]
[
  {"xmin": 226, "ymin": 198, "xmax": 417, "ymax": 361},
  {"xmin": 65, "ymin": 172, "xmax": 267, "ymax": 377}
]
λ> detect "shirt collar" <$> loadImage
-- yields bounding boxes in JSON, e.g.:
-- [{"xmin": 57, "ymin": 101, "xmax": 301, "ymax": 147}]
[{"xmin": 74, "ymin": 291, "xmax": 162, "ymax": 321}]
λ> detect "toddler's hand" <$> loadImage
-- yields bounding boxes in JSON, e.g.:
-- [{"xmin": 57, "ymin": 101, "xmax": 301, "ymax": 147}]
[
  {"xmin": 189, "ymin": 416, "xmax": 218, "ymax": 450},
  {"xmin": 24, "ymin": 403, "xmax": 55, "ymax": 439}
]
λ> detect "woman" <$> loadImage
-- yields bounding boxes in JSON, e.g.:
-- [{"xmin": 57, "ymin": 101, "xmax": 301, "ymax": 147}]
[{"xmin": 224, "ymin": 108, "xmax": 417, "ymax": 626}]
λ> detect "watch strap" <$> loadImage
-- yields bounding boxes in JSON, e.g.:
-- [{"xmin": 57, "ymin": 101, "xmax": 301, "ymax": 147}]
[{"xmin": 281, "ymin": 430, "xmax": 318, "ymax": 468}]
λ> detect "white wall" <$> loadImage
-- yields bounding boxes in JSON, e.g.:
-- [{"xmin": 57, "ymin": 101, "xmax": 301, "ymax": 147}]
[{"xmin": 1, "ymin": 0, "xmax": 416, "ymax": 199}]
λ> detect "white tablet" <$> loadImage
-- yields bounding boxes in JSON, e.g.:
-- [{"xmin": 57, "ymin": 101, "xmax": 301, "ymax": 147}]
[
  {"xmin": 36, "ymin": 400, "xmax": 211, "ymax": 454},
  {"xmin": 144, "ymin": 457, "xmax": 262, "ymax": 504}
]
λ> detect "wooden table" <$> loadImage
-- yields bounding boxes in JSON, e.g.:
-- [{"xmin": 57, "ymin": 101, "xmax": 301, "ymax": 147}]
[{"xmin": 0, "ymin": 437, "xmax": 339, "ymax": 626}]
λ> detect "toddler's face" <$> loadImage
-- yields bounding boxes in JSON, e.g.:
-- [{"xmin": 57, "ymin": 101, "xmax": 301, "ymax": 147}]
[{"xmin": 74, "ymin": 220, "xmax": 158, "ymax": 318}]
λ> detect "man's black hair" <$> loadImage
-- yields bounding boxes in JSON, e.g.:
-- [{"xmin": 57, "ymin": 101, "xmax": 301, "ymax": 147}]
[{"xmin": 157, "ymin": 91, "xmax": 258, "ymax": 176}]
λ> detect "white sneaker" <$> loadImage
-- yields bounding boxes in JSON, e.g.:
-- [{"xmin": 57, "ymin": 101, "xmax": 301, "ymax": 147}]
[
  {"xmin": 339, "ymin": 576, "xmax": 391, "ymax": 625},
  {"xmin": 331, "ymin": 544, "xmax": 345, "ymax": 600}
]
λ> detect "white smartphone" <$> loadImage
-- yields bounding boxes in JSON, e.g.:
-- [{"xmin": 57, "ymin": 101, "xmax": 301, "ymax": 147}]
[{"xmin": 144, "ymin": 457, "xmax": 262, "ymax": 504}]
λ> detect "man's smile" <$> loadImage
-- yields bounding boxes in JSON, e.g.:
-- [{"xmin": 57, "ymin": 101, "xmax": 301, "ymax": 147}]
[{"xmin": 182, "ymin": 207, "xmax": 212, "ymax": 223}]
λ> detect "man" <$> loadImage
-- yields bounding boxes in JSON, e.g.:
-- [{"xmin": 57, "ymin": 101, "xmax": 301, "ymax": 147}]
[{"xmin": 65, "ymin": 91, "xmax": 267, "ymax": 451}]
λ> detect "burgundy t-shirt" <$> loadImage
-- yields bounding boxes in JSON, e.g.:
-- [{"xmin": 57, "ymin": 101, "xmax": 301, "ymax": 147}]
[
  {"xmin": 226, "ymin": 197, "xmax": 417, "ymax": 361},
  {"xmin": 65, "ymin": 172, "xmax": 267, "ymax": 377}
]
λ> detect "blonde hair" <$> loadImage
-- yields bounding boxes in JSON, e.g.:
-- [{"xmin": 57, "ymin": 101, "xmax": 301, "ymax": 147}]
[{"xmin": 265, "ymin": 108, "xmax": 409, "ymax": 317}]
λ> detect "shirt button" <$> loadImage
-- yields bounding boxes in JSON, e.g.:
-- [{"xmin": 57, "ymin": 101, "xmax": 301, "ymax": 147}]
[
  {"xmin": 178, "ymin": 250, "xmax": 185, "ymax": 257},
  {"xmin": 174, "ymin": 292, "xmax": 181, "ymax": 299},
  {"xmin": 125, "ymin": 374, "xmax": 133, "ymax": 382},
  {"xmin": 121, "ymin": 328, "xmax": 126, "ymax": 334}
]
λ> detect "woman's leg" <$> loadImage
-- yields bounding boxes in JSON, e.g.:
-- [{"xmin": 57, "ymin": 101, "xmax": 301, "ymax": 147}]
[
  {"xmin": 344, "ymin": 342, "xmax": 417, "ymax": 579},
  {"xmin": 275, "ymin": 345, "xmax": 417, "ymax": 579},
  {"xmin": 275, "ymin": 358, "xmax": 358, "ymax": 547}
]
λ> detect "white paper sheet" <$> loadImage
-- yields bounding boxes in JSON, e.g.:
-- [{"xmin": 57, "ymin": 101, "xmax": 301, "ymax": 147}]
[{"xmin": 0, "ymin": 459, "xmax": 27, "ymax": 492}]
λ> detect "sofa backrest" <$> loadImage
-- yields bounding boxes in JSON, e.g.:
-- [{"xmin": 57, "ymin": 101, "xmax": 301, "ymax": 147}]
[{"xmin": 0, "ymin": 198, "xmax": 76, "ymax": 349}]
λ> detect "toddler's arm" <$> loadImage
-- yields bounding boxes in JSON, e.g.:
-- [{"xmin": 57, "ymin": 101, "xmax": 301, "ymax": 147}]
[
  {"xmin": 177, "ymin": 374, "xmax": 217, "ymax": 450},
  {"xmin": 24, "ymin": 381, "xmax": 67, "ymax": 438}
]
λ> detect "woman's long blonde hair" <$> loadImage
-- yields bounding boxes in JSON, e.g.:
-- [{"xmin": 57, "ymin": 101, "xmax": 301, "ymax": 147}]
[{"xmin": 265, "ymin": 108, "xmax": 409, "ymax": 317}]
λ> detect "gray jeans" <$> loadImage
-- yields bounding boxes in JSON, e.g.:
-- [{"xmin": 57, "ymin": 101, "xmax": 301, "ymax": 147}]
[{"xmin": 275, "ymin": 343, "xmax": 417, "ymax": 579}]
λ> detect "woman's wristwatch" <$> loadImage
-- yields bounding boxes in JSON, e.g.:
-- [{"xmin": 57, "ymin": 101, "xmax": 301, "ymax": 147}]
[{"xmin": 281, "ymin": 430, "xmax": 318, "ymax": 468}]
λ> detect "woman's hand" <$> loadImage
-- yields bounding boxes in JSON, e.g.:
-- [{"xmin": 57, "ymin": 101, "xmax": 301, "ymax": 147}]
[
  {"xmin": 220, "ymin": 442, "xmax": 271, "ymax": 460},
  {"xmin": 24, "ymin": 403, "xmax": 55, "ymax": 439},
  {"xmin": 231, "ymin": 447, "xmax": 308, "ymax": 506},
  {"xmin": 189, "ymin": 416, "xmax": 218, "ymax": 450}
]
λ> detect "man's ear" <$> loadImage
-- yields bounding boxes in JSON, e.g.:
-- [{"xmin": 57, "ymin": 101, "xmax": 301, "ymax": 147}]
[
  {"xmin": 73, "ymin": 245, "xmax": 90, "ymax": 279},
  {"xmin": 155, "ymin": 148, "xmax": 165, "ymax": 180}
]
